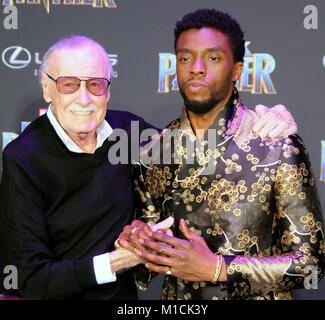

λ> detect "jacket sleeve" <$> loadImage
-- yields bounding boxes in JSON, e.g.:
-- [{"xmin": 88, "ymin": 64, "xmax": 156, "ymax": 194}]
[
  {"xmin": 131, "ymin": 160, "xmax": 165, "ymax": 290},
  {"xmin": 224, "ymin": 135, "xmax": 325, "ymax": 299},
  {"xmin": 0, "ymin": 150, "xmax": 98, "ymax": 300}
]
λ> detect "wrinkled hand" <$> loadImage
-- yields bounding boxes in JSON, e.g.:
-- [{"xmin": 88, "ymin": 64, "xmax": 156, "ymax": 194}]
[
  {"xmin": 118, "ymin": 217, "xmax": 174, "ymax": 254},
  {"xmin": 136, "ymin": 219, "xmax": 218, "ymax": 282},
  {"xmin": 253, "ymin": 104, "xmax": 298, "ymax": 139},
  {"xmin": 109, "ymin": 247, "xmax": 147, "ymax": 272}
]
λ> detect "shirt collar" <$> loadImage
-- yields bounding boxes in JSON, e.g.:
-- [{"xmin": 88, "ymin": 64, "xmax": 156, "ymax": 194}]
[{"xmin": 46, "ymin": 104, "xmax": 113, "ymax": 153}]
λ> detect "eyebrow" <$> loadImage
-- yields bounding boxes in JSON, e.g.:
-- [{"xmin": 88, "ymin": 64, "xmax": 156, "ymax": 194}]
[{"xmin": 177, "ymin": 47, "xmax": 227, "ymax": 54}]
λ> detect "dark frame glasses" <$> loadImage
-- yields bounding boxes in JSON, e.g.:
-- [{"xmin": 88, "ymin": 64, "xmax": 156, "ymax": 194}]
[{"xmin": 45, "ymin": 73, "xmax": 110, "ymax": 96}]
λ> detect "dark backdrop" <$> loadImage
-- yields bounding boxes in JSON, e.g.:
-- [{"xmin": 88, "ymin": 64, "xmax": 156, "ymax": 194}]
[{"xmin": 0, "ymin": 0, "xmax": 324, "ymax": 299}]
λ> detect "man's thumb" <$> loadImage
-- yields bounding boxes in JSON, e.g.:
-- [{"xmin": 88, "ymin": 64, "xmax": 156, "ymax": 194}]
[
  {"xmin": 151, "ymin": 216, "xmax": 174, "ymax": 232},
  {"xmin": 179, "ymin": 218, "xmax": 197, "ymax": 241}
]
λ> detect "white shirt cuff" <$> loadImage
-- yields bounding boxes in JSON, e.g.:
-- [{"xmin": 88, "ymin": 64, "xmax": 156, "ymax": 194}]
[{"xmin": 93, "ymin": 253, "xmax": 117, "ymax": 285}]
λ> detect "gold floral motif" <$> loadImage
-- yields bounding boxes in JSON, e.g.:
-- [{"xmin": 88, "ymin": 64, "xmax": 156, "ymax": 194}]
[
  {"xmin": 251, "ymin": 236, "xmax": 258, "ymax": 244},
  {"xmin": 300, "ymin": 213, "xmax": 315, "ymax": 232},
  {"xmin": 275, "ymin": 163, "xmax": 307, "ymax": 197},
  {"xmin": 181, "ymin": 189, "xmax": 195, "ymax": 204},
  {"xmin": 299, "ymin": 192, "xmax": 306, "ymax": 199},
  {"xmin": 232, "ymin": 153, "xmax": 239, "ymax": 161},
  {"xmin": 172, "ymin": 180, "xmax": 178, "ymax": 188},
  {"xmin": 281, "ymin": 230, "xmax": 301, "ymax": 246},
  {"xmin": 218, "ymin": 117, "xmax": 226, "ymax": 126},
  {"xmin": 300, "ymin": 242, "xmax": 311, "ymax": 255},
  {"xmin": 282, "ymin": 143, "xmax": 300, "ymax": 158},
  {"xmin": 225, "ymin": 241, "xmax": 232, "ymax": 249},
  {"xmin": 193, "ymin": 282, "xmax": 199, "ymax": 290},
  {"xmin": 259, "ymin": 195, "xmax": 266, "ymax": 203},
  {"xmin": 145, "ymin": 166, "xmax": 168, "ymax": 198},
  {"xmin": 237, "ymin": 229, "xmax": 253, "ymax": 249},
  {"xmin": 190, "ymin": 227, "xmax": 201, "ymax": 236},
  {"xmin": 224, "ymin": 158, "xmax": 242, "ymax": 174},
  {"xmin": 207, "ymin": 179, "xmax": 246, "ymax": 212},
  {"xmin": 180, "ymin": 174, "xmax": 200, "ymax": 190},
  {"xmin": 184, "ymin": 293, "xmax": 192, "ymax": 300},
  {"xmin": 214, "ymin": 223, "xmax": 224, "ymax": 235},
  {"xmin": 177, "ymin": 278, "xmax": 185, "ymax": 290}
]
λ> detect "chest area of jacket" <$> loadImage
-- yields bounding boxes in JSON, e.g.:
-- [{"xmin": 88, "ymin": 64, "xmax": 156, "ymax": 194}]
[{"xmin": 142, "ymin": 139, "xmax": 283, "ymax": 231}]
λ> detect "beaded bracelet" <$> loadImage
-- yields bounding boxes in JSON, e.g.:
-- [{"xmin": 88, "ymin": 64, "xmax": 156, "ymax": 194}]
[{"xmin": 211, "ymin": 254, "xmax": 223, "ymax": 284}]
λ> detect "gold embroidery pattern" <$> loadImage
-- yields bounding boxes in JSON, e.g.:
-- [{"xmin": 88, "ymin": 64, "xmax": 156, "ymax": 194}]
[{"xmin": 133, "ymin": 88, "xmax": 325, "ymax": 300}]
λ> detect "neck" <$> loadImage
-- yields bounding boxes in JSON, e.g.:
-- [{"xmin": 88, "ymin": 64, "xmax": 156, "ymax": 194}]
[
  {"xmin": 69, "ymin": 131, "xmax": 97, "ymax": 154},
  {"xmin": 187, "ymin": 88, "xmax": 233, "ymax": 140}
]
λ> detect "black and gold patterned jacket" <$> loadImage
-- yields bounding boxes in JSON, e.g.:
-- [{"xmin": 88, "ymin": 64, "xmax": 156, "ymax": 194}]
[{"xmin": 133, "ymin": 89, "xmax": 325, "ymax": 300}]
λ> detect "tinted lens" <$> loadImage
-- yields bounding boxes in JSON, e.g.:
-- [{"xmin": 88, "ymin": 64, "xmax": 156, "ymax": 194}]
[
  {"xmin": 86, "ymin": 78, "xmax": 109, "ymax": 96},
  {"xmin": 57, "ymin": 77, "xmax": 80, "ymax": 94},
  {"xmin": 55, "ymin": 77, "xmax": 109, "ymax": 95}
]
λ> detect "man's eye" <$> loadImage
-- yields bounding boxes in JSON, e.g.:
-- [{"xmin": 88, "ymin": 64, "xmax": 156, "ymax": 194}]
[
  {"xmin": 209, "ymin": 56, "xmax": 220, "ymax": 61},
  {"xmin": 89, "ymin": 81, "xmax": 104, "ymax": 90},
  {"xmin": 179, "ymin": 56, "xmax": 190, "ymax": 62},
  {"xmin": 90, "ymin": 82, "xmax": 99, "ymax": 87}
]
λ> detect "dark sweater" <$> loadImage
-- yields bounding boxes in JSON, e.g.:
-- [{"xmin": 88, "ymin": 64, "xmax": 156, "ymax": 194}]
[{"xmin": 0, "ymin": 110, "xmax": 153, "ymax": 300}]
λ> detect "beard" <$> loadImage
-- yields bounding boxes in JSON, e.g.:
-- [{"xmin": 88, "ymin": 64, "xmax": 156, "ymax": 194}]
[{"xmin": 180, "ymin": 75, "xmax": 233, "ymax": 115}]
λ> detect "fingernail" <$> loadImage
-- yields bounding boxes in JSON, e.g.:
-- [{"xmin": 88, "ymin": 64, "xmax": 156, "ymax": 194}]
[
  {"xmin": 135, "ymin": 249, "xmax": 142, "ymax": 256},
  {"xmin": 139, "ymin": 239, "xmax": 144, "ymax": 244},
  {"xmin": 147, "ymin": 230, "xmax": 152, "ymax": 237}
]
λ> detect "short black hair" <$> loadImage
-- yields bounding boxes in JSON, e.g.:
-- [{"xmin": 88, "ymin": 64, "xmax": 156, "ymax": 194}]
[{"xmin": 174, "ymin": 9, "xmax": 245, "ymax": 63}]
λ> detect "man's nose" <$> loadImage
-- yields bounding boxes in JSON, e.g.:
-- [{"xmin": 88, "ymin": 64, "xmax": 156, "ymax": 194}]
[
  {"xmin": 190, "ymin": 58, "xmax": 206, "ymax": 77},
  {"xmin": 75, "ymin": 83, "xmax": 92, "ymax": 106}
]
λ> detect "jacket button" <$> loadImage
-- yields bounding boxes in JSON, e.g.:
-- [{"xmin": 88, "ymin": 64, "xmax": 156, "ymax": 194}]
[
  {"xmin": 173, "ymin": 194, "xmax": 182, "ymax": 204},
  {"xmin": 221, "ymin": 194, "xmax": 229, "ymax": 202}
]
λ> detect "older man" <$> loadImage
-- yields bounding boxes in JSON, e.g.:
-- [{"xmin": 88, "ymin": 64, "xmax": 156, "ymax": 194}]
[
  {"xmin": 0, "ymin": 35, "xmax": 296, "ymax": 300},
  {"xmin": 120, "ymin": 9, "xmax": 325, "ymax": 300},
  {"xmin": 0, "ymin": 36, "xmax": 153, "ymax": 300}
]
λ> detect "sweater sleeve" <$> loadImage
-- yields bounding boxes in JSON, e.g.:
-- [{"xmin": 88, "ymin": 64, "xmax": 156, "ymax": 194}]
[
  {"xmin": 224, "ymin": 136, "xmax": 325, "ymax": 299},
  {"xmin": 0, "ymin": 150, "xmax": 98, "ymax": 300}
]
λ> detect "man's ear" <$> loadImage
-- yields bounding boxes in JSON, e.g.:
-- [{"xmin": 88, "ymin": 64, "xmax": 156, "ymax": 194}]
[
  {"xmin": 106, "ymin": 87, "xmax": 111, "ymax": 104},
  {"xmin": 41, "ymin": 72, "xmax": 52, "ymax": 103},
  {"xmin": 232, "ymin": 61, "xmax": 244, "ymax": 82}
]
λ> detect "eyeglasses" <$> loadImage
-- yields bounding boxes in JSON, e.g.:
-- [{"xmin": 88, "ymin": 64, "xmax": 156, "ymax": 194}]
[{"xmin": 45, "ymin": 73, "xmax": 110, "ymax": 96}]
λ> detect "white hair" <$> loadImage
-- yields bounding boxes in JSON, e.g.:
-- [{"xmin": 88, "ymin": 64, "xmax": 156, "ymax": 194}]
[{"xmin": 39, "ymin": 35, "xmax": 113, "ymax": 85}]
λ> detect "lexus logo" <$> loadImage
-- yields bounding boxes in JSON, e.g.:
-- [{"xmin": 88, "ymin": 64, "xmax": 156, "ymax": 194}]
[{"xmin": 2, "ymin": 46, "xmax": 31, "ymax": 69}]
